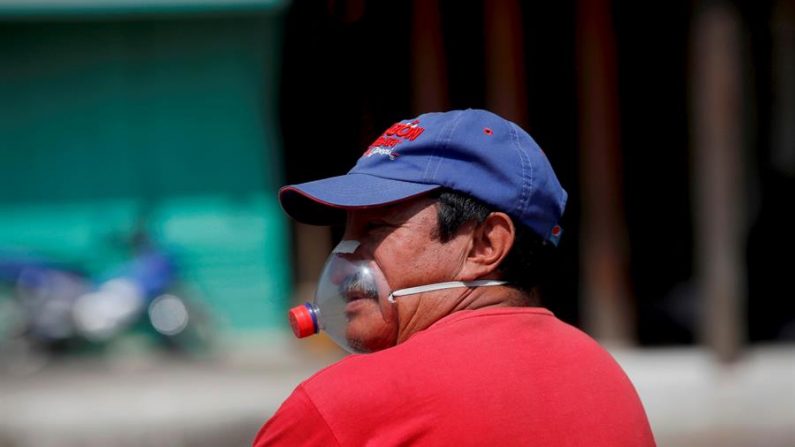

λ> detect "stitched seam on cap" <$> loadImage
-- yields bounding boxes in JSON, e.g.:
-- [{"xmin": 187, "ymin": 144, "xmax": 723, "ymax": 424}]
[
  {"xmin": 424, "ymin": 111, "xmax": 462, "ymax": 184},
  {"xmin": 510, "ymin": 122, "xmax": 532, "ymax": 219},
  {"xmin": 420, "ymin": 118, "xmax": 442, "ymax": 182}
]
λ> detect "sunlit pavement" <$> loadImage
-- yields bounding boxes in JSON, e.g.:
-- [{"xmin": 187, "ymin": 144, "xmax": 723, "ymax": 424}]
[
  {"xmin": 0, "ymin": 335, "xmax": 793, "ymax": 447},
  {"xmin": 613, "ymin": 344, "xmax": 795, "ymax": 447},
  {"xmin": 0, "ymin": 332, "xmax": 343, "ymax": 447}
]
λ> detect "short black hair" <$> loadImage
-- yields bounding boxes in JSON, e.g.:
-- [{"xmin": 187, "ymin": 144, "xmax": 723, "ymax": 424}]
[{"xmin": 433, "ymin": 189, "xmax": 556, "ymax": 305}]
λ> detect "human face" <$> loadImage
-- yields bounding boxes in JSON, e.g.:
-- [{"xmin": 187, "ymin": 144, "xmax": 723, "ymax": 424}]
[{"xmin": 340, "ymin": 196, "xmax": 469, "ymax": 352}]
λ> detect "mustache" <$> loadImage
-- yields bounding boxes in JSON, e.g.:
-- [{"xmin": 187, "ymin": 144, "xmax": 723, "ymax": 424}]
[{"xmin": 338, "ymin": 272, "xmax": 379, "ymax": 300}]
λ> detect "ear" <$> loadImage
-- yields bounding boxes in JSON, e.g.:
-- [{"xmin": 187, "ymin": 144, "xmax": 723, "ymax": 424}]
[{"xmin": 459, "ymin": 212, "xmax": 515, "ymax": 280}]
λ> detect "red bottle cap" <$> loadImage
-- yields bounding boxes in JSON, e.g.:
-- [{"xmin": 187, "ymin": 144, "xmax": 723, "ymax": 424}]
[{"xmin": 288, "ymin": 304, "xmax": 317, "ymax": 338}]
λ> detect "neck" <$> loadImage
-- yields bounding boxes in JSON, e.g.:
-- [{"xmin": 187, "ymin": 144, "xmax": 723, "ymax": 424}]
[{"xmin": 394, "ymin": 285, "xmax": 529, "ymax": 344}]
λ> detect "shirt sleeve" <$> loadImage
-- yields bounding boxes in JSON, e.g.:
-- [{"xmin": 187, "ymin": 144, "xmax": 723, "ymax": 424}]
[{"xmin": 252, "ymin": 385, "xmax": 340, "ymax": 447}]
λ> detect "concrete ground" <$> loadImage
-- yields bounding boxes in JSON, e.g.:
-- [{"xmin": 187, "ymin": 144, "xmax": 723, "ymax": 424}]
[
  {"xmin": 612, "ymin": 345, "xmax": 795, "ymax": 447},
  {"xmin": 0, "ymin": 334, "xmax": 793, "ymax": 447}
]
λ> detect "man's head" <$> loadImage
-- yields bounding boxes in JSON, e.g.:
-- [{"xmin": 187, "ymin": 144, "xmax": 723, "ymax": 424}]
[{"xmin": 280, "ymin": 109, "xmax": 567, "ymax": 352}]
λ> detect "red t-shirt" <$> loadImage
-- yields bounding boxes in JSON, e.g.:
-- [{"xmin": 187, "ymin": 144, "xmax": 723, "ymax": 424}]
[{"xmin": 254, "ymin": 307, "xmax": 655, "ymax": 446}]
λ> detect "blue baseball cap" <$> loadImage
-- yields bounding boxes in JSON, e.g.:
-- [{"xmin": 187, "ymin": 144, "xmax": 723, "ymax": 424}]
[{"xmin": 279, "ymin": 109, "xmax": 568, "ymax": 245}]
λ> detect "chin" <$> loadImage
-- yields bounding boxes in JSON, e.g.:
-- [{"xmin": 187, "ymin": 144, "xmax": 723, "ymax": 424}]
[{"xmin": 345, "ymin": 322, "xmax": 395, "ymax": 353}]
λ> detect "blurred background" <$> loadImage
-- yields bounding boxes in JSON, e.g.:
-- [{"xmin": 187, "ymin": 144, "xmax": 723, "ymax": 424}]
[{"xmin": 0, "ymin": 0, "xmax": 793, "ymax": 446}]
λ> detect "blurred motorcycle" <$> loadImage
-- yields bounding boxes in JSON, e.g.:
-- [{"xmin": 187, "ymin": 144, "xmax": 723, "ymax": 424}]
[{"xmin": 0, "ymin": 234, "xmax": 212, "ymax": 374}]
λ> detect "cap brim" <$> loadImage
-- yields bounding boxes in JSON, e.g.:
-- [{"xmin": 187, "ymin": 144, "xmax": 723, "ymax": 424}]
[{"xmin": 279, "ymin": 173, "xmax": 440, "ymax": 225}]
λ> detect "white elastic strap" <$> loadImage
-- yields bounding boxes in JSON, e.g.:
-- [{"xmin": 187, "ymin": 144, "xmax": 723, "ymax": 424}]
[{"xmin": 387, "ymin": 280, "xmax": 508, "ymax": 303}]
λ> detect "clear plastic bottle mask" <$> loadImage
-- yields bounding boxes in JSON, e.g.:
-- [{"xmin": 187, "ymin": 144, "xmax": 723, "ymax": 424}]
[{"xmin": 288, "ymin": 240, "xmax": 506, "ymax": 353}]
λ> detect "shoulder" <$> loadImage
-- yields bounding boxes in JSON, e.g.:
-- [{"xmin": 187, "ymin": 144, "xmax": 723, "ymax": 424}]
[
  {"xmin": 300, "ymin": 348, "xmax": 404, "ymax": 399},
  {"xmin": 252, "ymin": 385, "xmax": 341, "ymax": 447},
  {"xmin": 274, "ymin": 308, "xmax": 653, "ymax": 446},
  {"xmin": 297, "ymin": 307, "xmax": 564, "ymax": 404}
]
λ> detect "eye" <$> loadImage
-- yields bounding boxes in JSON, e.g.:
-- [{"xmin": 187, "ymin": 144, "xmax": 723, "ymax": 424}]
[{"xmin": 365, "ymin": 220, "xmax": 392, "ymax": 232}]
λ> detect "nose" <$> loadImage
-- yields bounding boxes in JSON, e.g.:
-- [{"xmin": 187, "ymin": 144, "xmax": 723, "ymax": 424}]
[
  {"xmin": 328, "ymin": 258, "xmax": 352, "ymax": 285},
  {"xmin": 341, "ymin": 223, "xmax": 361, "ymax": 242},
  {"xmin": 327, "ymin": 249, "xmax": 366, "ymax": 285}
]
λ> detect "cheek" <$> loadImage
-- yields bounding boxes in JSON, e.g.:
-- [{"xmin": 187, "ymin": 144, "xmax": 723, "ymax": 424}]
[
  {"xmin": 377, "ymin": 240, "xmax": 462, "ymax": 289},
  {"xmin": 373, "ymin": 234, "xmax": 430, "ymax": 288}
]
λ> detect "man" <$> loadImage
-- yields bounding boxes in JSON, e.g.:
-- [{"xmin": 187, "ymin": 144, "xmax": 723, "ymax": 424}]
[{"xmin": 254, "ymin": 109, "xmax": 655, "ymax": 446}]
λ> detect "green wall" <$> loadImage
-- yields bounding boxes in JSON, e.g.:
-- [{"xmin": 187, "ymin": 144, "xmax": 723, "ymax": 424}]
[{"xmin": 0, "ymin": 7, "xmax": 291, "ymax": 332}]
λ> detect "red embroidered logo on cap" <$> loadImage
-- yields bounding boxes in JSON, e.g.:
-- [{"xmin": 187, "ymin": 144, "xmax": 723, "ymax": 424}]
[{"xmin": 363, "ymin": 120, "xmax": 425, "ymax": 160}]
